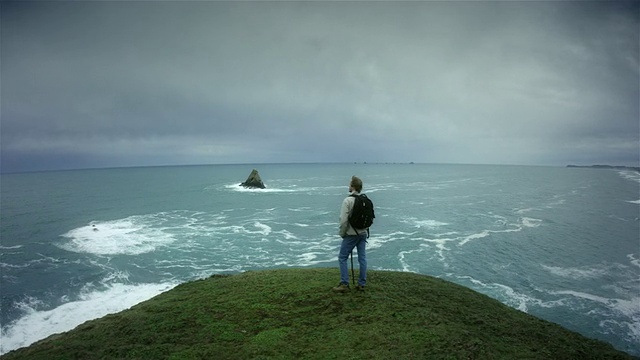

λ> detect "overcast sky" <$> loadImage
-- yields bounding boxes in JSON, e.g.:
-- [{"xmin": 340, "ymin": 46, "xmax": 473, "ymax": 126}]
[{"xmin": 1, "ymin": 1, "xmax": 638, "ymax": 173}]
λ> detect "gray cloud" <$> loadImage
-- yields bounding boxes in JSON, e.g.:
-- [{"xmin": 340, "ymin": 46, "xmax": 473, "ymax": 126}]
[{"xmin": 2, "ymin": 1, "xmax": 638, "ymax": 173}]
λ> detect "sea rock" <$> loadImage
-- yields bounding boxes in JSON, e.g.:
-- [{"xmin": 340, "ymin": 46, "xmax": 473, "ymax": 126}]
[{"xmin": 240, "ymin": 169, "xmax": 266, "ymax": 189}]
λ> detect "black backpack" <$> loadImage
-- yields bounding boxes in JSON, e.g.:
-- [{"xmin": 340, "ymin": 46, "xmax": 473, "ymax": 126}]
[{"xmin": 349, "ymin": 194, "xmax": 375, "ymax": 236}]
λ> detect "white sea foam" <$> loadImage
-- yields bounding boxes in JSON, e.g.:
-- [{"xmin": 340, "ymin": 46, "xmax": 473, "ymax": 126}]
[
  {"xmin": 491, "ymin": 283, "xmax": 530, "ymax": 312},
  {"xmin": 0, "ymin": 245, "xmax": 23, "ymax": 250},
  {"xmin": 275, "ymin": 229, "xmax": 297, "ymax": 240},
  {"xmin": 436, "ymin": 231, "xmax": 459, "ymax": 237},
  {"xmin": 280, "ymin": 251, "xmax": 334, "ymax": 267},
  {"xmin": 59, "ymin": 217, "xmax": 176, "ymax": 255},
  {"xmin": 618, "ymin": 170, "xmax": 640, "ymax": 184},
  {"xmin": 386, "ymin": 231, "xmax": 418, "ymax": 237},
  {"xmin": 541, "ymin": 263, "xmax": 628, "ymax": 280},
  {"xmin": 275, "ymin": 239, "xmax": 304, "ymax": 246},
  {"xmin": 549, "ymin": 290, "xmax": 640, "ymax": 326},
  {"xmin": 626, "ymin": 200, "xmax": 640, "ymax": 205},
  {"xmin": 225, "ymin": 184, "xmax": 320, "ymax": 193},
  {"xmin": 550, "ymin": 290, "xmax": 609, "ymax": 304},
  {"xmin": 0, "ymin": 281, "xmax": 177, "ymax": 355},
  {"xmin": 458, "ymin": 231, "xmax": 491, "ymax": 246},
  {"xmin": 297, "ymin": 252, "xmax": 318, "ymax": 263},
  {"xmin": 546, "ymin": 198, "xmax": 567, "ymax": 208},
  {"xmin": 398, "ymin": 250, "xmax": 417, "ymax": 272},
  {"xmin": 454, "ymin": 275, "xmax": 531, "ymax": 312},
  {"xmin": 453, "ymin": 216, "xmax": 542, "ymax": 247},
  {"xmin": 421, "ymin": 237, "xmax": 453, "ymax": 251},
  {"xmin": 404, "ymin": 218, "xmax": 448, "ymax": 229},
  {"xmin": 521, "ymin": 217, "xmax": 543, "ymax": 228},
  {"xmin": 0, "ymin": 262, "xmax": 32, "ymax": 269},
  {"xmin": 288, "ymin": 207, "xmax": 313, "ymax": 212},
  {"xmin": 252, "ymin": 222, "xmax": 272, "ymax": 236},
  {"xmin": 364, "ymin": 235, "xmax": 395, "ymax": 250},
  {"xmin": 415, "ymin": 219, "xmax": 449, "ymax": 228},
  {"xmin": 367, "ymin": 232, "xmax": 417, "ymax": 251},
  {"xmin": 540, "ymin": 260, "xmax": 640, "ymax": 344},
  {"xmin": 225, "ymin": 184, "xmax": 286, "ymax": 192},
  {"xmin": 542, "ymin": 264, "xmax": 608, "ymax": 279},
  {"xmin": 515, "ymin": 207, "xmax": 538, "ymax": 214},
  {"xmin": 628, "ymin": 254, "xmax": 640, "ymax": 268}
]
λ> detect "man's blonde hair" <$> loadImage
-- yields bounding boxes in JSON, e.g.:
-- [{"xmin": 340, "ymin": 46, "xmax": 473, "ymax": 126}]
[{"xmin": 351, "ymin": 176, "xmax": 363, "ymax": 192}]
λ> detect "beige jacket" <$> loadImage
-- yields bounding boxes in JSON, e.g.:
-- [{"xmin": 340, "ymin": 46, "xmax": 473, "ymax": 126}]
[{"xmin": 339, "ymin": 192, "xmax": 367, "ymax": 237}]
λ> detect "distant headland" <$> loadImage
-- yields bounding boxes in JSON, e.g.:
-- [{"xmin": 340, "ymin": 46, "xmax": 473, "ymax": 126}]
[{"xmin": 567, "ymin": 165, "xmax": 640, "ymax": 172}]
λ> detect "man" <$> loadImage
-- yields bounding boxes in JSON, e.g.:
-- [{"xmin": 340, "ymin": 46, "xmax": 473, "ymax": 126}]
[{"xmin": 333, "ymin": 176, "xmax": 368, "ymax": 292}]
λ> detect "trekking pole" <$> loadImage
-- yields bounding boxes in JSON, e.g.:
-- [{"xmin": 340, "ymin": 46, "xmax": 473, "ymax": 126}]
[{"xmin": 350, "ymin": 250, "xmax": 355, "ymax": 286}]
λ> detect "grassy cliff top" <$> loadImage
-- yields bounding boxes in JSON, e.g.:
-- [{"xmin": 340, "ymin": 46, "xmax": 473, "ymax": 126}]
[{"xmin": 1, "ymin": 268, "xmax": 635, "ymax": 360}]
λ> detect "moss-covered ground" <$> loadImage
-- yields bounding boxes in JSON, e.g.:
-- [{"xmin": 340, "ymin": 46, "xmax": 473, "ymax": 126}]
[{"xmin": 1, "ymin": 268, "xmax": 635, "ymax": 359}]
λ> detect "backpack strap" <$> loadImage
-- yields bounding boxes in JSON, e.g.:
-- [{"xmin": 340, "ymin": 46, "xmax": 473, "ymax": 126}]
[{"xmin": 348, "ymin": 194, "xmax": 360, "ymax": 231}]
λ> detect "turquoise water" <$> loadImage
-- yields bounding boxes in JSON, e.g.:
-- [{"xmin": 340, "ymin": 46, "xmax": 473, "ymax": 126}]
[{"xmin": 1, "ymin": 164, "xmax": 639, "ymax": 355}]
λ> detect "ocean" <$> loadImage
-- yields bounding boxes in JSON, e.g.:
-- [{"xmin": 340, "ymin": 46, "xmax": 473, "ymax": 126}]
[{"xmin": 1, "ymin": 163, "xmax": 638, "ymax": 356}]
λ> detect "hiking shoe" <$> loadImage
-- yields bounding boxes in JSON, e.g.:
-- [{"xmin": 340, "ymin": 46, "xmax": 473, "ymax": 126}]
[
  {"xmin": 332, "ymin": 283, "xmax": 350, "ymax": 292},
  {"xmin": 355, "ymin": 285, "xmax": 365, "ymax": 292}
]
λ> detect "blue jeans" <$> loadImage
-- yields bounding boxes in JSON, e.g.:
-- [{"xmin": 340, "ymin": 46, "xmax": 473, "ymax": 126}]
[{"xmin": 338, "ymin": 233, "xmax": 367, "ymax": 286}]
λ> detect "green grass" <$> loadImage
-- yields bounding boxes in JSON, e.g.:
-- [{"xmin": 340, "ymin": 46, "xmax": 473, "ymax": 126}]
[{"xmin": 1, "ymin": 268, "xmax": 636, "ymax": 359}]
